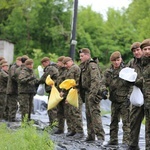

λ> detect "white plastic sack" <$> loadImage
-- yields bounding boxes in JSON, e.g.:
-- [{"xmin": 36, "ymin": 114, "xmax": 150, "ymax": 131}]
[
  {"xmin": 130, "ymin": 86, "xmax": 144, "ymax": 107},
  {"xmin": 37, "ymin": 65, "xmax": 45, "ymax": 95},
  {"xmin": 37, "ymin": 84, "xmax": 45, "ymax": 96},
  {"xmin": 119, "ymin": 67, "xmax": 137, "ymax": 82},
  {"xmin": 38, "ymin": 65, "xmax": 44, "ymax": 78}
]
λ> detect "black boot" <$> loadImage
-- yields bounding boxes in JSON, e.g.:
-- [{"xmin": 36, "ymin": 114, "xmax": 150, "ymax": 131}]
[
  {"xmin": 54, "ymin": 130, "xmax": 63, "ymax": 134},
  {"xmin": 66, "ymin": 131, "xmax": 76, "ymax": 137},
  {"xmin": 85, "ymin": 134, "xmax": 95, "ymax": 142}
]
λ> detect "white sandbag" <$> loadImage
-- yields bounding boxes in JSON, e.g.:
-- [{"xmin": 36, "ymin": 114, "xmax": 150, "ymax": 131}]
[
  {"xmin": 37, "ymin": 84, "xmax": 45, "ymax": 96},
  {"xmin": 119, "ymin": 67, "xmax": 137, "ymax": 82},
  {"xmin": 130, "ymin": 86, "xmax": 144, "ymax": 107},
  {"xmin": 37, "ymin": 65, "xmax": 45, "ymax": 95},
  {"xmin": 38, "ymin": 65, "xmax": 44, "ymax": 78}
]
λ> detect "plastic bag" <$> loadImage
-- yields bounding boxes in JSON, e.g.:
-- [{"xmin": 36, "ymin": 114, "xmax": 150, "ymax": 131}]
[
  {"xmin": 66, "ymin": 88, "xmax": 78, "ymax": 108},
  {"xmin": 45, "ymin": 75, "xmax": 54, "ymax": 86},
  {"xmin": 38, "ymin": 65, "xmax": 44, "ymax": 78},
  {"xmin": 130, "ymin": 86, "xmax": 144, "ymax": 107},
  {"xmin": 119, "ymin": 67, "xmax": 137, "ymax": 82},
  {"xmin": 37, "ymin": 84, "xmax": 45, "ymax": 96},
  {"xmin": 59, "ymin": 79, "xmax": 77, "ymax": 90},
  {"xmin": 48, "ymin": 85, "xmax": 63, "ymax": 110}
]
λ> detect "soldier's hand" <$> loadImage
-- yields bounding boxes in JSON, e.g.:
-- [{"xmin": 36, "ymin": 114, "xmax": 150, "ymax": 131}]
[
  {"xmin": 60, "ymin": 91, "xmax": 64, "ymax": 97},
  {"xmin": 101, "ymin": 90, "xmax": 108, "ymax": 100},
  {"xmin": 65, "ymin": 100, "xmax": 68, "ymax": 104}
]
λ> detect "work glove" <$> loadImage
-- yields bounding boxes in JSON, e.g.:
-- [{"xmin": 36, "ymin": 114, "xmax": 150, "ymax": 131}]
[{"xmin": 101, "ymin": 90, "xmax": 108, "ymax": 100}]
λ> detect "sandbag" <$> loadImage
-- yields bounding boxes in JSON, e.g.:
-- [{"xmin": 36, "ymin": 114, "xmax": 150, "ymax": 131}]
[
  {"xmin": 119, "ymin": 67, "xmax": 137, "ymax": 82},
  {"xmin": 45, "ymin": 75, "xmax": 54, "ymax": 86},
  {"xmin": 59, "ymin": 79, "xmax": 77, "ymax": 90},
  {"xmin": 37, "ymin": 84, "xmax": 45, "ymax": 96},
  {"xmin": 66, "ymin": 88, "xmax": 78, "ymax": 108},
  {"xmin": 130, "ymin": 86, "xmax": 144, "ymax": 107},
  {"xmin": 48, "ymin": 85, "xmax": 63, "ymax": 110}
]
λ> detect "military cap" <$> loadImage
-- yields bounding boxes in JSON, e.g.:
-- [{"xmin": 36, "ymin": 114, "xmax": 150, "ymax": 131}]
[
  {"xmin": 79, "ymin": 48, "xmax": 91, "ymax": 54},
  {"xmin": 25, "ymin": 59, "xmax": 33, "ymax": 65},
  {"xmin": 1, "ymin": 63, "xmax": 8, "ymax": 67},
  {"xmin": 41, "ymin": 57, "xmax": 50, "ymax": 63},
  {"xmin": 57, "ymin": 56, "xmax": 65, "ymax": 62},
  {"xmin": 62, "ymin": 57, "xmax": 72, "ymax": 64},
  {"xmin": 140, "ymin": 39, "xmax": 150, "ymax": 49},
  {"xmin": 21, "ymin": 55, "xmax": 29, "ymax": 63},
  {"xmin": 22, "ymin": 55, "xmax": 29, "ymax": 59},
  {"xmin": 130, "ymin": 42, "xmax": 141, "ymax": 51},
  {"xmin": 16, "ymin": 56, "xmax": 22, "ymax": 61},
  {"xmin": 0, "ymin": 56, "xmax": 4, "ymax": 61},
  {"xmin": 0, "ymin": 60, "xmax": 7, "ymax": 65},
  {"xmin": 110, "ymin": 51, "xmax": 121, "ymax": 61}
]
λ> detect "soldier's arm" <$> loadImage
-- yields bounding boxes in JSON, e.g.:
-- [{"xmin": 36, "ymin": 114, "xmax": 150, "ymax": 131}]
[
  {"xmin": 18, "ymin": 70, "xmax": 34, "ymax": 83},
  {"xmin": 89, "ymin": 62, "xmax": 100, "ymax": 96}
]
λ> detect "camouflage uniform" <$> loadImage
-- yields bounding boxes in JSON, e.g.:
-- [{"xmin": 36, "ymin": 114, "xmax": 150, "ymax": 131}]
[
  {"xmin": 79, "ymin": 59, "xmax": 105, "ymax": 141},
  {"xmin": 0, "ymin": 69, "xmax": 8, "ymax": 119},
  {"xmin": 140, "ymin": 56, "xmax": 150, "ymax": 149},
  {"xmin": 38, "ymin": 64, "xmax": 59, "ymax": 124},
  {"xmin": 103, "ymin": 63, "xmax": 131, "ymax": 145},
  {"xmin": 63, "ymin": 64, "xmax": 83, "ymax": 134},
  {"xmin": 127, "ymin": 58, "xmax": 144, "ymax": 148},
  {"xmin": 18, "ymin": 67, "xmax": 38, "ymax": 121},
  {"xmin": 6, "ymin": 63, "xmax": 20, "ymax": 121},
  {"xmin": 56, "ymin": 66, "xmax": 67, "ymax": 132}
]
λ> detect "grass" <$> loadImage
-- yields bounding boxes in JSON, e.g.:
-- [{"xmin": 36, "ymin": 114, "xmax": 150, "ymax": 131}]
[{"xmin": 0, "ymin": 118, "xmax": 54, "ymax": 150}]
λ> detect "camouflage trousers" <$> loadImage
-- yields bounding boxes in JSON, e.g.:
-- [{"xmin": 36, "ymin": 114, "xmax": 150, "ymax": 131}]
[
  {"xmin": 129, "ymin": 105, "xmax": 144, "ymax": 147},
  {"xmin": 145, "ymin": 108, "xmax": 150, "ymax": 150},
  {"xmin": 85, "ymin": 92, "xmax": 105, "ymax": 140},
  {"xmin": 57, "ymin": 99, "xmax": 66, "ymax": 131},
  {"xmin": 64, "ymin": 96, "xmax": 83, "ymax": 133},
  {"xmin": 0, "ymin": 93, "xmax": 7, "ymax": 119},
  {"xmin": 110, "ymin": 101, "xmax": 130, "ymax": 144},
  {"xmin": 18, "ymin": 93, "xmax": 34, "ymax": 121}
]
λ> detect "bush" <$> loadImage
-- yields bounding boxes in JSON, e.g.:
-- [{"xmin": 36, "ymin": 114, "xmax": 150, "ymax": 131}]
[{"xmin": 0, "ymin": 120, "xmax": 54, "ymax": 150}]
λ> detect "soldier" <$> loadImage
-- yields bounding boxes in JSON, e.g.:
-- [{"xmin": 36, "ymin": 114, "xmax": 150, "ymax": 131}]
[
  {"xmin": 136, "ymin": 39, "xmax": 150, "ymax": 150},
  {"xmin": 18, "ymin": 59, "xmax": 38, "ymax": 121},
  {"xmin": 6, "ymin": 56, "xmax": 22, "ymax": 122},
  {"xmin": 78, "ymin": 48, "xmax": 105, "ymax": 143},
  {"xmin": 0, "ymin": 63, "xmax": 9, "ymax": 120},
  {"xmin": 15, "ymin": 55, "xmax": 29, "ymax": 81},
  {"xmin": 103, "ymin": 51, "xmax": 131, "ymax": 148},
  {"xmin": 38, "ymin": 57, "xmax": 59, "ymax": 125},
  {"xmin": 128, "ymin": 42, "xmax": 144, "ymax": 150},
  {"xmin": 61, "ymin": 57, "xmax": 83, "ymax": 138},
  {"xmin": 54, "ymin": 56, "xmax": 67, "ymax": 134},
  {"xmin": 14, "ymin": 55, "xmax": 29, "ymax": 112},
  {"xmin": 0, "ymin": 60, "xmax": 9, "ymax": 120}
]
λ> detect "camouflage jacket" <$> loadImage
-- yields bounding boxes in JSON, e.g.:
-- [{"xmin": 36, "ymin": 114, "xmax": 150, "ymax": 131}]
[
  {"xmin": 14, "ymin": 64, "xmax": 26, "ymax": 82},
  {"xmin": 103, "ymin": 63, "xmax": 131, "ymax": 103},
  {"xmin": 79, "ymin": 59, "xmax": 101, "ymax": 97},
  {"xmin": 139, "ymin": 56, "xmax": 150, "ymax": 108},
  {"xmin": 6, "ymin": 63, "xmax": 20, "ymax": 94},
  {"xmin": 18, "ymin": 67, "xmax": 38, "ymax": 94},
  {"xmin": 38, "ymin": 64, "xmax": 59, "ymax": 93},
  {"xmin": 127, "ymin": 57, "xmax": 143, "ymax": 89},
  {"xmin": 0, "ymin": 69, "xmax": 8, "ymax": 93},
  {"xmin": 56, "ymin": 66, "xmax": 67, "ymax": 91}
]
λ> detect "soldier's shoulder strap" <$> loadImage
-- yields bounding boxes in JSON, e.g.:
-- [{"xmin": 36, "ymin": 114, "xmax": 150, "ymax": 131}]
[{"xmin": 89, "ymin": 58, "xmax": 102, "ymax": 78}]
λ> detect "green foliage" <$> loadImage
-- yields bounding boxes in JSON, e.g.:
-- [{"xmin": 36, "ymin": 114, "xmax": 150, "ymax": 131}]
[
  {"xmin": 0, "ymin": 0, "xmax": 149, "ymax": 66},
  {"xmin": 0, "ymin": 121, "xmax": 54, "ymax": 150}
]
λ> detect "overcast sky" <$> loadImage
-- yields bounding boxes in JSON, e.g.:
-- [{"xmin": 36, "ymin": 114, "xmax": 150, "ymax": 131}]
[{"xmin": 78, "ymin": 0, "xmax": 132, "ymax": 17}]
